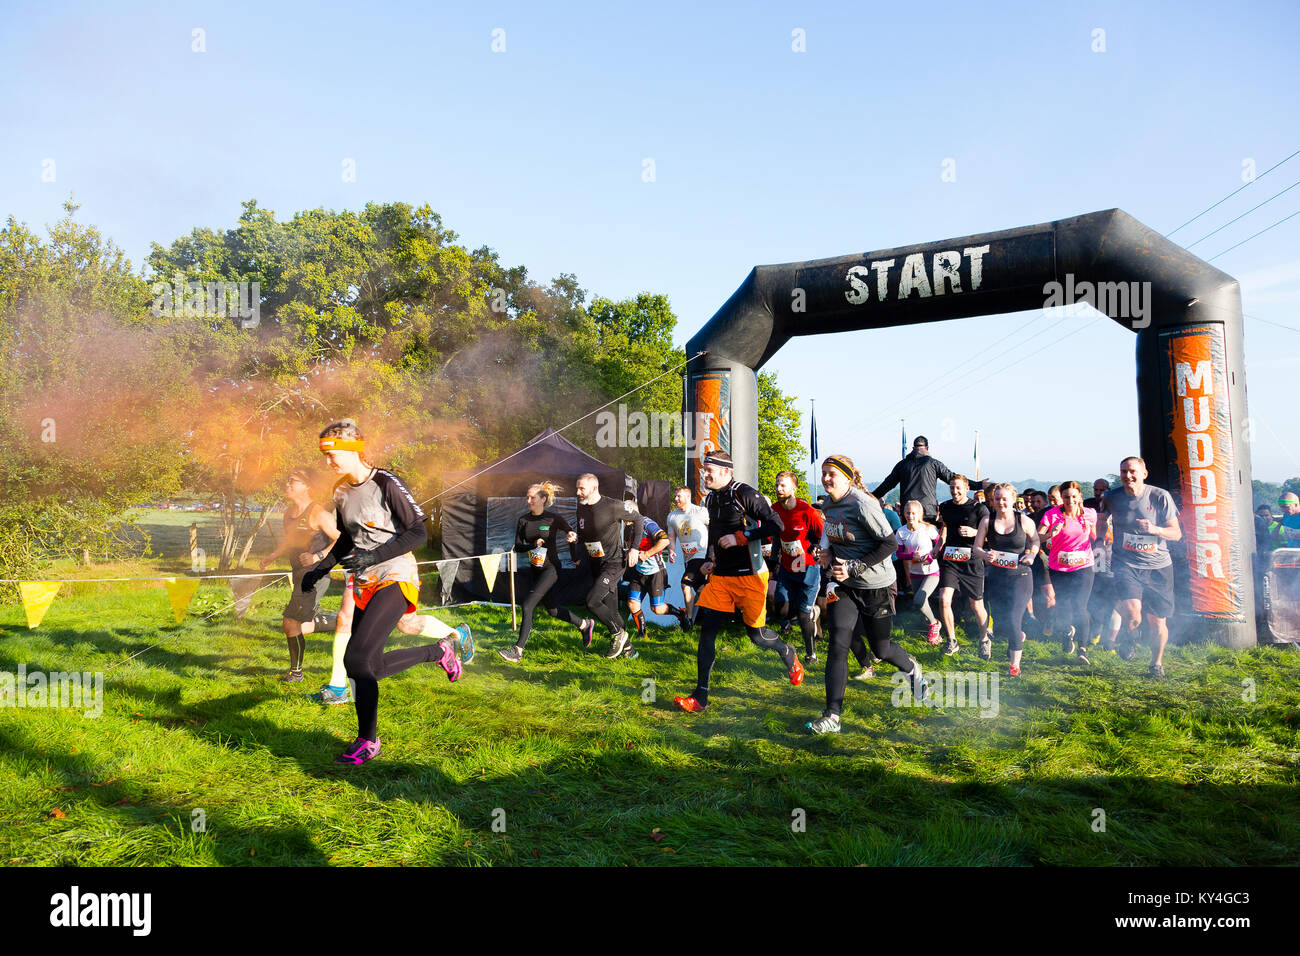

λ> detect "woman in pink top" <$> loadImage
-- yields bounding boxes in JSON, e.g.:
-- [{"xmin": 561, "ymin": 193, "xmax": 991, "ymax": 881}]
[{"xmin": 1039, "ymin": 480, "xmax": 1097, "ymax": 664}]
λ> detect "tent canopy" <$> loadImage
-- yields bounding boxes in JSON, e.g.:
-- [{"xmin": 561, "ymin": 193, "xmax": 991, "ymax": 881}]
[
  {"xmin": 439, "ymin": 428, "xmax": 631, "ymax": 603},
  {"xmin": 441, "ymin": 427, "xmax": 626, "ymax": 499}
]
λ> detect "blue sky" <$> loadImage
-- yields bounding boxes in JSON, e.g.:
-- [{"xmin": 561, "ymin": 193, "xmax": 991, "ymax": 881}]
[{"xmin": 3, "ymin": 0, "xmax": 1298, "ymax": 482}]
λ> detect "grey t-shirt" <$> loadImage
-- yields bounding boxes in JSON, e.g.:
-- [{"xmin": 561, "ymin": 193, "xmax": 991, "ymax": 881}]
[
  {"xmin": 1104, "ymin": 484, "xmax": 1177, "ymax": 570},
  {"xmin": 819, "ymin": 488, "xmax": 896, "ymax": 590}
]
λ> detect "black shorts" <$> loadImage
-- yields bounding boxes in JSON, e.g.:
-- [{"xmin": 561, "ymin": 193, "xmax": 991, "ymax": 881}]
[
  {"xmin": 681, "ymin": 558, "xmax": 709, "ymax": 592},
  {"xmin": 627, "ymin": 568, "xmax": 667, "ymax": 605},
  {"xmin": 1112, "ymin": 562, "xmax": 1175, "ymax": 619},
  {"xmin": 939, "ymin": 559, "xmax": 985, "ymax": 601},
  {"xmin": 286, "ymin": 567, "xmax": 330, "ymax": 624},
  {"xmin": 1031, "ymin": 553, "xmax": 1052, "ymax": 591}
]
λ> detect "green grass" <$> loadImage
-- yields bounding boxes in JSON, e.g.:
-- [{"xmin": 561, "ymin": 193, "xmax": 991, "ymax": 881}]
[{"xmin": 1, "ymin": 571, "xmax": 1298, "ymax": 866}]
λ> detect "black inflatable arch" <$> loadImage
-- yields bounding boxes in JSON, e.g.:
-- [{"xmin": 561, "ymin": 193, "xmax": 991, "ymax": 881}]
[{"xmin": 685, "ymin": 209, "xmax": 1255, "ymax": 648}]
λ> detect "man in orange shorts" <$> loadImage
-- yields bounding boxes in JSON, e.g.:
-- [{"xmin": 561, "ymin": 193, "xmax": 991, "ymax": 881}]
[{"xmin": 673, "ymin": 451, "xmax": 804, "ymax": 712}]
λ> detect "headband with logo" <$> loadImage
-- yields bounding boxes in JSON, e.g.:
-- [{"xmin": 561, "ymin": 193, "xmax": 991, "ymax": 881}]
[
  {"xmin": 823, "ymin": 456, "xmax": 854, "ymax": 483},
  {"xmin": 319, "ymin": 437, "xmax": 365, "ymax": 454},
  {"xmin": 702, "ymin": 453, "xmax": 733, "ymax": 469}
]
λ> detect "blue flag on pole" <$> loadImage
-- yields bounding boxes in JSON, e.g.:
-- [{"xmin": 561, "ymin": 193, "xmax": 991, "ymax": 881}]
[
  {"xmin": 809, "ymin": 403, "xmax": 818, "ymax": 465},
  {"xmin": 901, "ymin": 422, "xmax": 907, "ymax": 459}
]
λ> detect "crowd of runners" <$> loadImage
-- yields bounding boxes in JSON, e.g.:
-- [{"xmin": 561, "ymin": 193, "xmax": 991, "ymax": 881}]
[{"xmin": 262, "ymin": 420, "xmax": 1191, "ymax": 762}]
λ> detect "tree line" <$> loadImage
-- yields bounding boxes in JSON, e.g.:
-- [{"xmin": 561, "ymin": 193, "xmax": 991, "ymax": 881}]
[{"xmin": 0, "ymin": 198, "xmax": 807, "ymax": 583}]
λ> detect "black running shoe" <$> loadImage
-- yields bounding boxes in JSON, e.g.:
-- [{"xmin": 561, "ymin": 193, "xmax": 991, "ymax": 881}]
[{"xmin": 579, "ymin": 618, "xmax": 595, "ymax": 649}]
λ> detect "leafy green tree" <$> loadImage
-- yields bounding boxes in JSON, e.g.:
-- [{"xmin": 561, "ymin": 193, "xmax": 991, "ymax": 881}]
[
  {"xmin": 757, "ymin": 371, "xmax": 808, "ymax": 498},
  {"xmin": 0, "ymin": 199, "xmax": 192, "ymax": 585}
]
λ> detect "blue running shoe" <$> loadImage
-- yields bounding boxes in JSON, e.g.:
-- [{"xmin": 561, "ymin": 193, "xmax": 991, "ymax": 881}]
[
  {"xmin": 310, "ymin": 684, "xmax": 350, "ymax": 705},
  {"xmin": 455, "ymin": 624, "xmax": 475, "ymax": 664}
]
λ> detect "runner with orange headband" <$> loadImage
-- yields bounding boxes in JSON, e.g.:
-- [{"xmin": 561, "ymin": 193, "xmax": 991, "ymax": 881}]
[{"xmin": 299, "ymin": 419, "xmax": 466, "ymax": 765}]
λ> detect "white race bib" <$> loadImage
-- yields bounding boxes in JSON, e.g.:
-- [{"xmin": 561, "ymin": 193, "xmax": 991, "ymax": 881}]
[
  {"xmin": 1057, "ymin": 549, "xmax": 1089, "ymax": 568},
  {"xmin": 682, "ymin": 544, "xmax": 701, "ymax": 557},
  {"xmin": 943, "ymin": 546, "xmax": 972, "ymax": 563},
  {"xmin": 529, "ymin": 547, "xmax": 547, "ymax": 568},
  {"xmin": 780, "ymin": 539, "xmax": 804, "ymax": 556},
  {"xmin": 1122, "ymin": 532, "xmax": 1159, "ymax": 555},
  {"xmin": 584, "ymin": 541, "xmax": 606, "ymax": 558},
  {"xmin": 990, "ymin": 550, "xmax": 1020, "ymax": 570}
]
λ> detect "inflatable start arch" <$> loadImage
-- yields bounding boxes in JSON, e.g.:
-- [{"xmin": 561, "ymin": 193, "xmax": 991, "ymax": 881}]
[{"xmin": 684, "ymin": 209, "xmax": 1255, "ymax": 648}]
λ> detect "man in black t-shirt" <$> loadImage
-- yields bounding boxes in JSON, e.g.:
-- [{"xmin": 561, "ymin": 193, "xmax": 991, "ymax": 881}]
[
  {"xmin": 569, "ymin": 473, "xmax": 645, "ymax": 660},
  {"xmin": 937, "ymin": 475, "xmax": 990, "ymax": 656}
]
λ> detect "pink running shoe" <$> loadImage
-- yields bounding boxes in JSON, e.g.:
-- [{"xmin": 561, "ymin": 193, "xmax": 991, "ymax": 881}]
[
  {"xmin": 438, "ymin": 638, "xmax": 463, "ymax": 682},
  {"xmin": 334, "ymin": 736, "xmax": 382, "ymax": 765},
  {"xmin": 926, "ymin": 621, "xmax": 942, "ymax": 645}
]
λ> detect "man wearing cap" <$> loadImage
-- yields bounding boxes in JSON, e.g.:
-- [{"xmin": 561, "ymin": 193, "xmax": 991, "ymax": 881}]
[
  {"xmin": 872, "ymin": 436, "xmax": 956, "ymax": 523},
  {"xmin": 259, "ymin": 468, "xmax": 340, "ymax": 682}
]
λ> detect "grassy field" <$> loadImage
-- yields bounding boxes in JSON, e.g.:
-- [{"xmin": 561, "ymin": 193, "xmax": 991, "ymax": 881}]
[{"xmin": 2, "ymin": 551, "xmax": 1299, "ymax": 867}]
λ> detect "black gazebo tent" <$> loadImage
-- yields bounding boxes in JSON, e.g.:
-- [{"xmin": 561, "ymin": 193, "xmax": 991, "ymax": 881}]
[{"xmin": 439, "ymin": 428, "xmax": 630, "ymax": 604}]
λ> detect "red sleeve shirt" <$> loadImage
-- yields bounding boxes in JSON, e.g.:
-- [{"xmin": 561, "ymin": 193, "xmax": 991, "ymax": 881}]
[{"xmin": 776, "ymin": 499, "xmax": 823, "ymax": 572}]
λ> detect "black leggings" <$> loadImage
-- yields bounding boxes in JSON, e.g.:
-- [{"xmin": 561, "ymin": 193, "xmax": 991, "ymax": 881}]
[
  {"xmin": 692, "ymin": 608, "xmax": 794, "ymax": 705},
  {"xmin": 825, "ymin": 587, "xmax": 913, "ymax": 717},
  {"xmin": 345, "ymin": 584, "xmax": 449, "ymax": 741},
  {"xmin": 984, "ymin": 570, "xmax": 1032, "ymax": 652},
  {"xmin": 517, "ymin": 562, "xmax": 583, "ymax": 648},
  {"xmin": 585, "ymin": 563, "xmax": 624, "ymax": 635},
  {"xmin": 1053, "ymin": 566, "xmax": 1094, "ymax": 642},
  {"xmin": 775, "ymin": 600, "xmax": 817, "ymax": 656}
]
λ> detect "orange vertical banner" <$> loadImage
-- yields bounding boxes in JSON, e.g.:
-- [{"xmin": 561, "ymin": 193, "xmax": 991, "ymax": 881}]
[{"xmin": 1163, "ymin": 324, "xmax": 1243, "ymax": 620}]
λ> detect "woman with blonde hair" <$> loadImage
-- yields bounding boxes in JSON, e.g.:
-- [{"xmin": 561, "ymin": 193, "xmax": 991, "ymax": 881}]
[
  {"xmin": 499, "ymin": 482, "xmax": 593, "ymax": 662},
  {"xmin": 808, "ymin": 454, "xmax": 927, "ymax": 734}
]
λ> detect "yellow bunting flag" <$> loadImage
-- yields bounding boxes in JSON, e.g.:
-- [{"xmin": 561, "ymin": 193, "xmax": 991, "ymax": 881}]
[
  {"xmin": 478, "ymin": 554, "xmax": 501, "ymax": 593},
  {"xmin": 164, "ymin": 577, "xmax": 202, "ymax": 624},
  {"xmin": 18, "ymin": 582, "xmax": 62, "ymax": 629}
]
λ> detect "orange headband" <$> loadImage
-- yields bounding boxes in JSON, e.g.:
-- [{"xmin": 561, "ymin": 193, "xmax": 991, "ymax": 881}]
[
  {"xmin": 823, "ymin": 456, "xmax": 853, "ymax": 482},
  {"xmin": 319, "ymin": 437, "xmax": 365, "ymax": 454}
]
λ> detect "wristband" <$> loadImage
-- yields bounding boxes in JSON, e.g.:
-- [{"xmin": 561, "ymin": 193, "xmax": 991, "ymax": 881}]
[{"xmin": 733, "ymin": 531, "xmax": 748, "ymax": 546}]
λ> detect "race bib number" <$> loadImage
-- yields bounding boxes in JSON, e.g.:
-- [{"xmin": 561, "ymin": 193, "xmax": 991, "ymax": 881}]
[
  {"xmin": 780, "ymin": 539, "xmax": 805, "ymax": 557},
  {"xmin": 584, "ymin": 541, "xmax": 606, "ymax": 558},
  {"xmin": 943, "ymin": 546, "xmax": 972, "ymax": 563},
  {"xmin": 1122, "ymin": 532, "xmax": 1159, "ymax": 555},
  {"xmin": 682, "ymin": 544, "xmax": 701, "ymax": 557},
  {"xmin": 990, "ymin": 550, "xmax": 1020, "ymax": 570},
  {"xmin": 761, "ymin": 542, "xmax": 773, "ymax": 556},
  {"xmin": 1058, "ymin": 549, "xmax": 1089, "ymax": 568},
  {"xmin": 529, "ymin": 547, "xmax": 547, "ymax": 568}
]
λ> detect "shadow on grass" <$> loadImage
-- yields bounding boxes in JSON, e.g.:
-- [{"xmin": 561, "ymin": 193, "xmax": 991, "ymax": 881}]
[
  {"xmin": 0, "ymin": 721, "xmax": 328, "ymax": 866},
  {"xmin": 21, "ymin": 664, "xmax": 1290, "ymax": 865},
  {"xmin": 6, "ymin": 614, "xmax": 1299, "ymax": 865}
]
